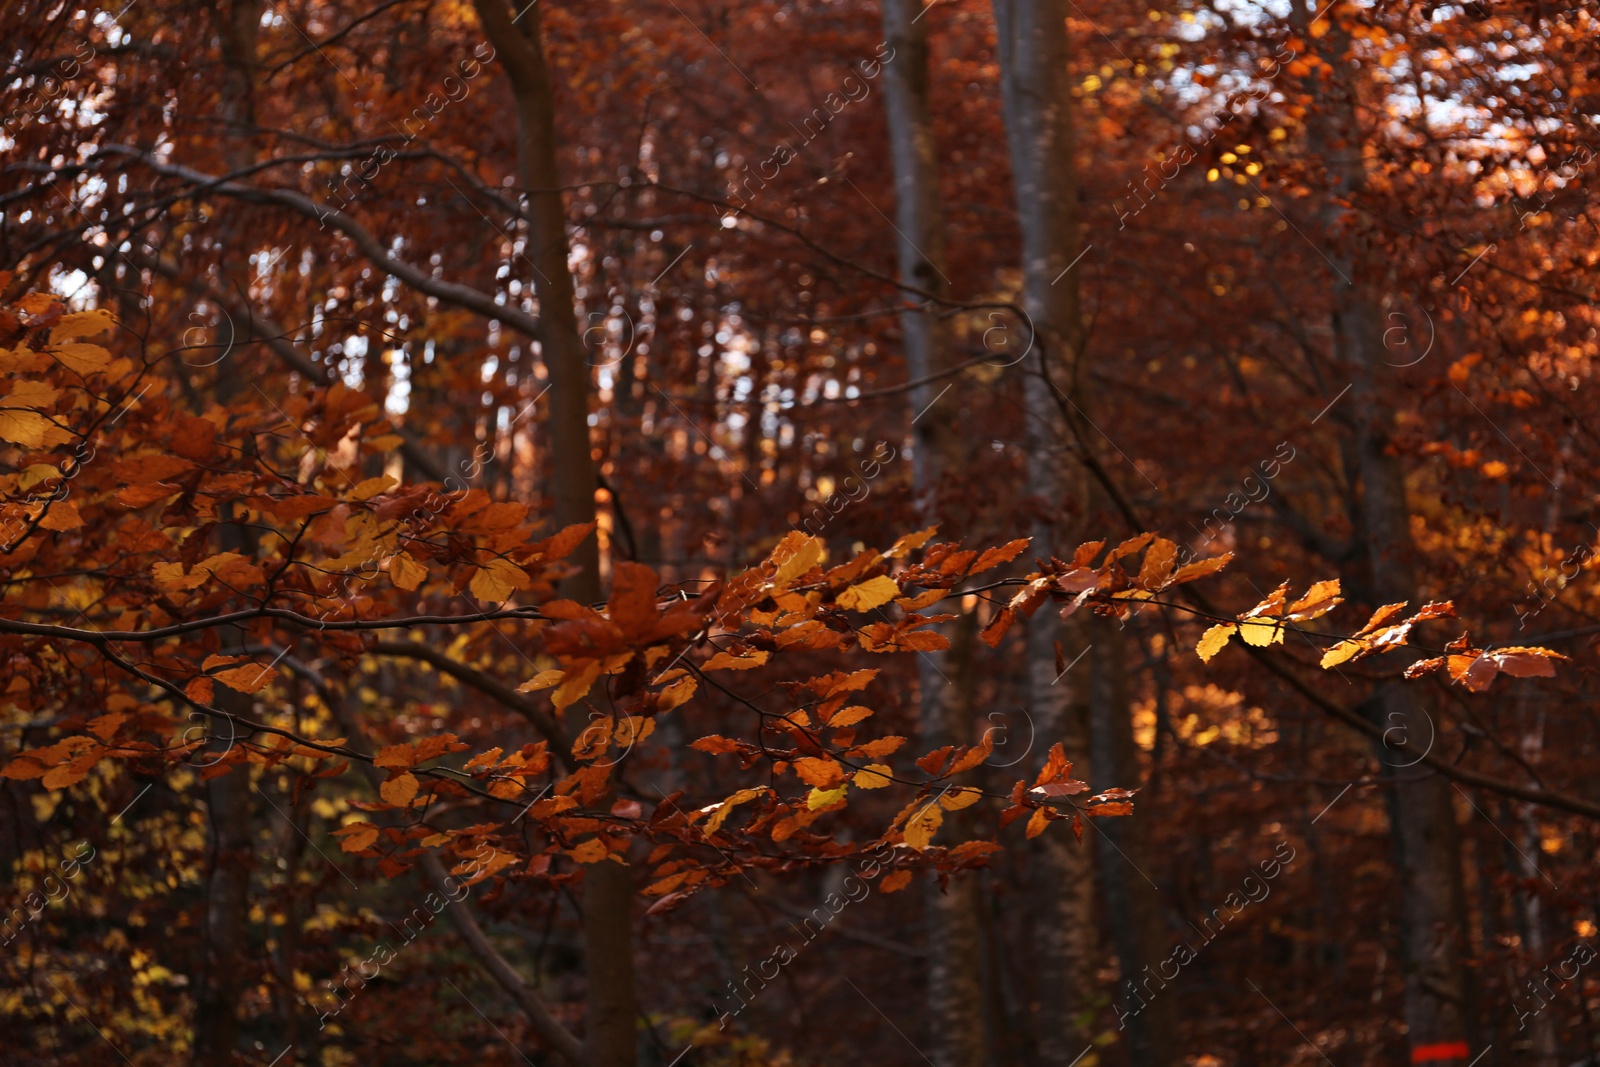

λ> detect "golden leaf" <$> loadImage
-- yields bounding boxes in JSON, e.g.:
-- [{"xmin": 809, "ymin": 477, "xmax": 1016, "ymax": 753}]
[
  {"xmin": 940, "ymin": 787, "xmax": 983, "ymax": 811},
  {"xmin": 380, "ymin": 772, "xmax": 419, "ymax": 807},
  {"xmin": 807, "ymin": 785, "xmax": 848, "ymax": 810},
  {"xmin": 470, "ymin": 557, "xmax": 529, "ymax": 602},
  {"xmin": 702, "ymin": 649, "xmax": 769, "ymax": 671},
  {"xmin": 387, "ymin": 552, "xmax": 427, "ymax": 591},
  {"xmin": 1196, "ymin": 623, "xmax": 1236, "ymax": 662},
  {"xmin": 703, "ymin": 787, "xmax": 766, "ymax": 834},
  {"xmin": 50, "ymin": 342, "xmax": 112, "ymax": 376},
  {"xmin": 1025, "ymin": 807, "xmax": 1051, "ymax": 839},
  {"xmin": 771, "ymin": 531, "xmax": 824, "ymax": 588},
  {"xmin": 567, "ymin": 839, "xmax": 609, "ymax": 864},
  {"xmin": 828, "ymin": 705, "xmax": 873, "ymax": 729},
  {"xmin": 853, "ymin": 764, "xmax": 894, "ymax": 789},
  {"xmin": 903, "ymin": 800, "xmax": 944, "ymax": 850},
  {"xmin": 838, "ymin": 575, "xmax": 900, "ymax": 612}
]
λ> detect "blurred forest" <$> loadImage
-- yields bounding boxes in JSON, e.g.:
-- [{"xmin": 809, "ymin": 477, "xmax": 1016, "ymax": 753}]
[{"xmin": 1, "ymin": 0, "xmax": 1598, "ymax": 1065}]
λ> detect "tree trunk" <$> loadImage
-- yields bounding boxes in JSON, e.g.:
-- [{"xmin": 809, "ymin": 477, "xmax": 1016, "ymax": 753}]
[
  {"xmin": 880, "ymin": 2, "xmax": 988, "ymax": 1064},
  {"xmin": 1292, "ymin": 5, "xmax": 1476, "ymax": 1059},
  {"xmin": 191, "ymin": 7, "xmax": 263, "ymax": 1060},
  {"xmin": 992, "ymin": 1, "xmax": 1098, "ymax": 1061},
  {"xmin": 473, "ymin": 4, "xmax": 634, "ymax": 1064},
  {"xmin": 1090, "ymin": 617, "xmax": 1178, "ymax": 1067},
  {"xmin": 192, "ymin": 736, "xmax": 253, "ymax": 1065}
]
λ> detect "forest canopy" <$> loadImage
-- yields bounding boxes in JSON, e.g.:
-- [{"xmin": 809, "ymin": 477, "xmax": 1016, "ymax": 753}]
[{"xmin": 0, "ymin": 0, "xmax": 1596, "ymax": 1065}]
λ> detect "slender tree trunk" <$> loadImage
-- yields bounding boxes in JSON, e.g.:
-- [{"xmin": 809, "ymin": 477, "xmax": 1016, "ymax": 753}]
[
  {"xmin": 473, "ymin": 4, "xmax": 634, "ymax": 1064},
  {"xmin": 992, "ymin": 2, "xmax": 1098, "ymax": 1061},
  {"xmin": 191, "ymin": 8, "xmax": 263, "ymax": 1061},
  {"xmin": 1090, "ymin": 618, "xmax": 1178, "ymax": 1067},
  {"xmin": 880, "ymin": 2, "xmax": 988, "ymax": 1063},
  {"xmin": 1291, "ymin": 6, "xmax": 1475, "ymax": 1059}
]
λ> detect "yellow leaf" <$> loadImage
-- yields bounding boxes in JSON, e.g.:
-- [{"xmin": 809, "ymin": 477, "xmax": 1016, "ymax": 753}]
[
  {"xmin": 568, "ymin": 839, "xmax": 610, "ymax": 864},
  {"xmin": 770, "ymin": 531, "xmax": 824, "ymax": 588},
  {"xmin": 1320, "ymin": 640, "xmax": 1365, "ymax": 669},
  {"xmin": 19, "ymin": 463, "xmax": 59, "ymax": 490},
  {"xmin": 387, "ymin": 551, "xmax": 427, "ymax": 591},
  {"xmin": 1287, "ymin": 578, "xmax": 1342, "ymax": 620},
  {"xmin": 0, "ymin": 408, "xmax": 53, "ymax": 449},
  {"xmin": 516, "ymin": 668, "xmax": 564, "ymax": 693},
  {"xmin": 703, "ymin": 649, "xmax": 769, "ymax": 671},
  {"xmin": 1025, "ymin": 807, "xmax": 1051, "ymax": 839},
  {"xmin": 380, "ymin": 772, "xmax": 419, "ymax": 807},
  {"xmin": 838, "ymin": 575, "xmax": 900, "ymax": 612},
  {"xmin": 807, "ymin": 785, "xmax": 848, "ymax": 810},
  {"xmin": 470, "ymin": 557, "xmax": 528, "ymax": 602},
  {"xmin": 703, "ymin": 787, "xmax": 766, "ymax": 834},
  {"xmin": 51, "ymin": 342, "xmax": 112, "ymax": 376},
  {"xmin": 349, "ymin": 475, "xmax": 396, "ymax": 502},
  {"xmin": 1196, "ymin": 623, "xmax": 1235, "ymax": 662},
  {"xmin": 151, "ymin": 561, "xmax": 208, "ymax": 590},
  {"xmin": 658, "ymin": 674, "xmax": 697, "ymax": 711},
  {"xmin": 885, "ymin": 526, "xmax": 938, "ymax": 558},
  {"xmin": 553, "ymin": 660, "xmax": 602, "ymax": 711},
  {"xmin": 903, "ymin": 800, "xmax": 944, "ymax": 850},
  {"xmin": 853, "ymin": 764, "xmax": 894, "ymax": 789},
  {"xmin": 940, "ymin": 787, "xmax": 982, "ymax": 811},
  {"xmin": 1238, "ymin": 619, "xmax": 1282, "ymax": 647},
  {"xmin": 48, "ymin": 308, "xmax": 114, "ymax": 345}
]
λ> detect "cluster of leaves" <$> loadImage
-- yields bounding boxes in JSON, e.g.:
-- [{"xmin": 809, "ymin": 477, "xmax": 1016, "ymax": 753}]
[{"xmin": 1196, "ymin": 579, "xmax": 1565, "ymax": 691}]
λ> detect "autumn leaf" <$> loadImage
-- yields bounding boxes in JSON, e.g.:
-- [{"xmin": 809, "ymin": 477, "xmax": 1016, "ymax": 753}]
[
  {"xmin": 940, "ymin": 787, "xmax": 982, "ymax": 811},
  {"xmin": 827, "ymin": 705, "xmax": 873, "ymax": 729},
  {"xmin": 702, "ymin": 787, "xmax": 766, "ymax": 834},
  {"xmin": 470, "ymin": 557, "xmax": 529, "ymax": 602},
  {"xmin": 792, "ymin": 756, "xmax": 846, "ymax": 788},
  {"xmin": 517, "ymin": 669, "xmax": 564, "ymax": 693},
  {"xmin": 770, "ymin": 531, "xmax": 824, "ymax": 587},
  {"xmin": 213, "ymin": 663, "xmax": 280, "ymax": 694},
  {"xmin": 969, "ymin": 537, "xmax": 1030, "ymax": 575},
  {"xmin": 807, "ymin": 785, "xmax": 848, "ymax": 810},
  {"xmin": 334, "ymin": 822, "xmax": 380, "ymax": 853},
  {"xmin": 853, "ymin": 764, "xmax": 894, "ymax": 789},
  {"xmin": 879, "ymin": 869, "xmax": 913, "ymax": 893},
  {"xmin": 703, "ymin": 649, "xmax": 769, "ymax": 671},
  {"xmin": 903, "ymin": 799, "xmax": 944, "ymax": 850},
  {"xmin": 374, "ymin": 743, "xmax": 416, "ymax": 769},
  {"xmin": 837, "ymin": 574, "xmax": 900, "ymax": 612},
  {"xmin": 380, "ymin": 772, "xmax": 419, "ymax": 807},
  {"xmin": 387, "ymin": 551, "xmax": 428, "ymax": 590},
  {"xmin": 567, "ymin": 839, "xmax": 610, "ymax": 864},
  {"xmin": 1025, "ymin": 807, "xmax": 1052, "ymax": 839},
  {"xmin": 51, "ymin": 342, "xmax": 113, "ymax": 376},
  {"xmin": 885, "ymin": 526, "xmax": 938, "ymax": 558},
  {"xmin": 1196, "ymin": 623, "xmax": 1236, "ymax": 662},
  {"xmin": 690, "ymin": 734, "xmax": 742, "ymax": 755},
  {"xmin": 0, "ymin": 407, "xmax": 57, "ymax": 448}
]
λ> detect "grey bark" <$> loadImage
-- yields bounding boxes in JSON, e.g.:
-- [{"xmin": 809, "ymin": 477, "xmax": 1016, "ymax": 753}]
[
  {"xmin": 1290, "ymin": 3, "xmax": 1476, "ymax": 1057},
  {"xmin": 992, "ymin": 1, "xmax": 1098, "ymax": 1061},
  {"xmin": 880, "ymin": 1, "xmax": 987, "ymax": 1064}
]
